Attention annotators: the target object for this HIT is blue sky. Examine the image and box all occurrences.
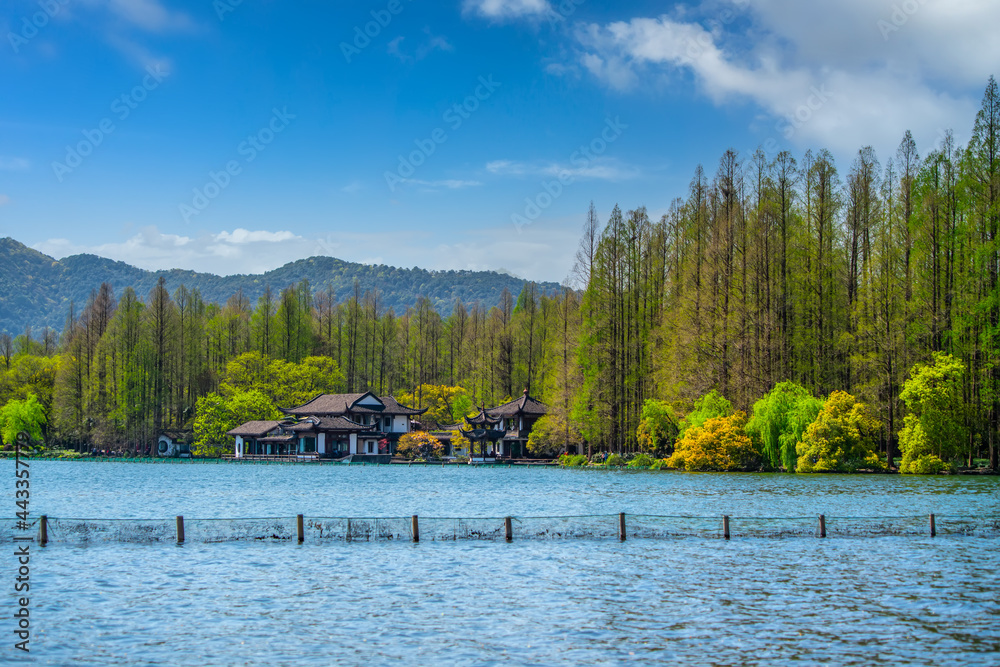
[0,0,996,284]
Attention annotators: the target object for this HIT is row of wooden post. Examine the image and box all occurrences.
[35,512,941,545]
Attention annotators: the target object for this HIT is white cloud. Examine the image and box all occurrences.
[572,3,994,158]
[387,30,454,64]
[35,227,319,276]
[65,0,194,70]
[745,0,1000,88]
[213,229,297,245]
[0,157,30,171]
[341,181,363,194]
[486,158,638,181]
[387,36,408,63]
[33,222,580,284]
[0,194,10,206]
[463,0,552,20]
[78,0,194,33]
[425,222,579,283]
[398,178,483,190]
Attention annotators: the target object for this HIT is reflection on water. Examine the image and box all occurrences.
[6,462,999,666]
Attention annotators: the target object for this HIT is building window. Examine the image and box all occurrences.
[303,437,316,453]
[367,441,374,454]
[384,417,391,430]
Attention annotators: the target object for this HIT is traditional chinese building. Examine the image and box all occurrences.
[228,392,426,459]
[461,389,547,459]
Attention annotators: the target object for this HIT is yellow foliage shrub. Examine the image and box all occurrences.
[666,412,761,471]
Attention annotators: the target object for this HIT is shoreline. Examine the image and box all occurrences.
[2,454,996,474]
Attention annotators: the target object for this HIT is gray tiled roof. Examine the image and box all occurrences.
[283,393,427,417]
[485,391,547,418]
[226,420,281,437]
[316,416,378,432]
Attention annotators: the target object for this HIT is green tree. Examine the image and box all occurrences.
[527,414,583,457]
[299,356,346,395]
[898,352,967,473]
[679,390,732,437]
[635,399,679,457]
[0,393,46,445]
[745,381,822,471]
[193,388,281,455]
[220,352,344,409]
[797,391,883,472]
[398,384,472,427]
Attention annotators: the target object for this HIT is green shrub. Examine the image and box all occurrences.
[796,392,883,473]
[650,458,669,470]
[627,453,655,468]
[557,454,588,467]
[606,453,626,467]
[55,450,85,459]
[191,443,227,458]
[900,453,952,475]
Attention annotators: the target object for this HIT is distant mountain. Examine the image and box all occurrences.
[0,238,562,335]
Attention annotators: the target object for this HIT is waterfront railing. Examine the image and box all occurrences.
[12,512,1000,545]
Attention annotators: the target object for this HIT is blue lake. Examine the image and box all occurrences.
[4,461,999,665]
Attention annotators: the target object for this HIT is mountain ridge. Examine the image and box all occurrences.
[0,237,562,335]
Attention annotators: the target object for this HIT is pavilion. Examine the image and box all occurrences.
[460,389,547,459]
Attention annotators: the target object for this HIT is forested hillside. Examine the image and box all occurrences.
[2,77,997,471]
[0,238,559,335]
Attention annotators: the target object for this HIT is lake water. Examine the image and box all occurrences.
[5,461,1000,665]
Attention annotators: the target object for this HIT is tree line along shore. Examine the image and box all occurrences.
[1,76,999,474]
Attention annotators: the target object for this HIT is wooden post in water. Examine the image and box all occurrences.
[176,516,185,544]
[929,513,936,538]
[412,515,420,543]
[504,516,513,542]
[39,515,48,547]
[818,514,826,538]
[618,512,627,541]
[723,515,730,540]
[296,514,304,543]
